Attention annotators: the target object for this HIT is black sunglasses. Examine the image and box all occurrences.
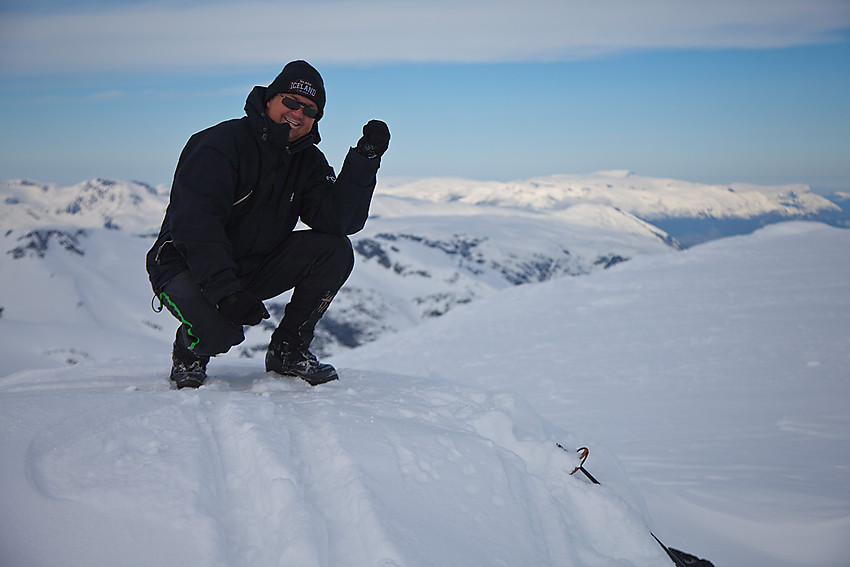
[280,95,319,118]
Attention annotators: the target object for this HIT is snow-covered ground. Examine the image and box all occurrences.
[334,221,850,567]
[2,221,848,566]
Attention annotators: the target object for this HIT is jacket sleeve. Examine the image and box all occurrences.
[167,130,244,305]
[299,148,380,235]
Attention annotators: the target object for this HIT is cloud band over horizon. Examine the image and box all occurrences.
[2,0,849,74]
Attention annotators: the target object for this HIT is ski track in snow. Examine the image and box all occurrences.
[2,364,671,567]
[17,370,407,567]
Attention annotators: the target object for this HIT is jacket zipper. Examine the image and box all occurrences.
[233,190,253,206]
[154,239,172,264]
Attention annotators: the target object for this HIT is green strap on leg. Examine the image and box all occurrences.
[158,291,201,351]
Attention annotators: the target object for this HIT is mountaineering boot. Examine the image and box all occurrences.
[170,334,209,389]
[265,340,339,386]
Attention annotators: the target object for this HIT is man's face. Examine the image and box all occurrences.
[265,93,318,142]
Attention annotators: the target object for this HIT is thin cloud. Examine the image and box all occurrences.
[84,89,125,101]
[1,0,848,74]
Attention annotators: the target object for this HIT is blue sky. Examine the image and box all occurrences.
[1,0,849,193]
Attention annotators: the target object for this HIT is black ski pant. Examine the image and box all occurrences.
[159,231,354,358]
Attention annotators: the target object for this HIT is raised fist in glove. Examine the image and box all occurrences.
[354,120,390,159]
[218,290,270,326]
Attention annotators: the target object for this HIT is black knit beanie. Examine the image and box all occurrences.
[265,60,326,120]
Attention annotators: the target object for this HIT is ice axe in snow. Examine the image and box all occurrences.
[565,445,599,484]
[556,444,715,567]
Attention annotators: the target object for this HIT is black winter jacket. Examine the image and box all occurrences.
[147,86,380,305]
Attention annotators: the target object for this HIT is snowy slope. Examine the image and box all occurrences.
[332,221,850,567]
[0,227,168,374]
[316,198,674,352]
[1,361,671,566]
[1,221,847,567]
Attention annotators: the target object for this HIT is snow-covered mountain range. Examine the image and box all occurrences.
[1,173,846,367]
[380,171,836,217]
[1,177,167,232]
[4,172,845,234]
[378,171,848,246]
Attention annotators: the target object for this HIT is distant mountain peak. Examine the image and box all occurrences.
[1,178,169,232]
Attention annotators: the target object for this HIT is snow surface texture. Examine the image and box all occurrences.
[1,221,848,566]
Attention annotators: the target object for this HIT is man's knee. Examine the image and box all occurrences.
[313,232,354,266]
[291,232,354,282]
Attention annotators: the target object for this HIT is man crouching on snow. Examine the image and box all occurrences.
[146,60,390,389]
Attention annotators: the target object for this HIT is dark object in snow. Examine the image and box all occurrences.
[558,444,716,567]
[659,536,716,567]
[9,229,86,259]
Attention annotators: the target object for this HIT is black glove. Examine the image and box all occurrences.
[218,290,270,326]
[354,120,390,159]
